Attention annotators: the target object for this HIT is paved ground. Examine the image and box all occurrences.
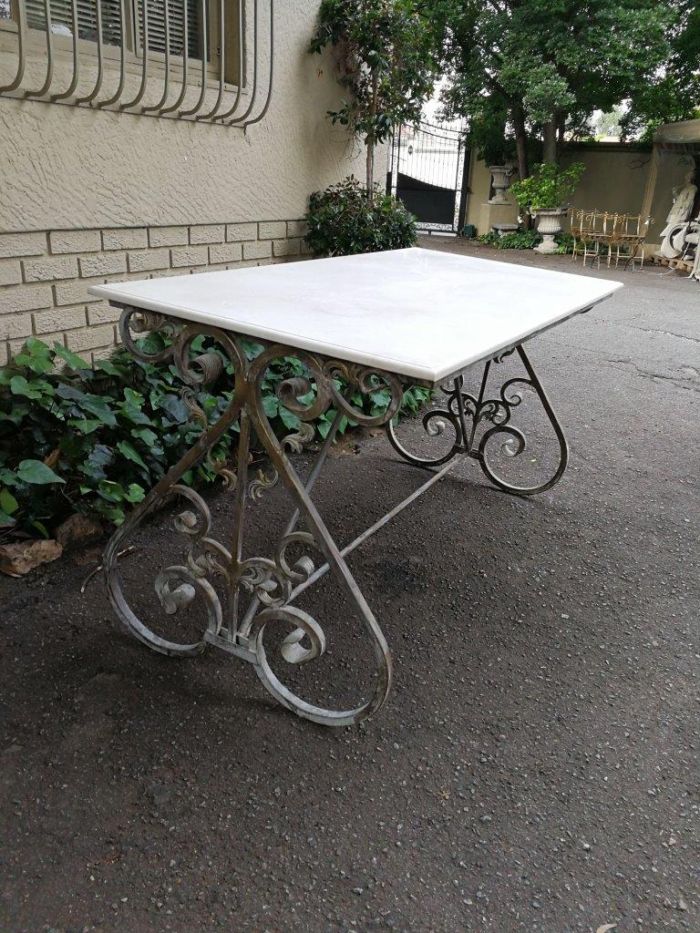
[1,240,698,932]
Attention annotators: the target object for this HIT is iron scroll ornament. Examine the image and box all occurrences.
[105,309,403,726]
[387,345,569,496]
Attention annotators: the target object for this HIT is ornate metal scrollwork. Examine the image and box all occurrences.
[388,345,568,496]
[105,314,394,726]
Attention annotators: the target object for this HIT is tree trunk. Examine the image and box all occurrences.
[512,106,529,180]
[542,118,558,164]
[366,70,379,198]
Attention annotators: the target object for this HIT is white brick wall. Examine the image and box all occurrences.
[0,220,308,364]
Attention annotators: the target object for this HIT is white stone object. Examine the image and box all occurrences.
[658,170,698,259]
[533,208,568,254]
[488,165,514,205]
[89,248,622,385]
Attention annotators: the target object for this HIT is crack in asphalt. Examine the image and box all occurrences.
[603,359,700,391]
[627,325,700,345]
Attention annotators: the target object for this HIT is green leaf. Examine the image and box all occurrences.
[68,418,104,435]
[95,359,122,376]
[0,488,19,514]
[80,444,114,481]
[131,426,159,447]
[262,395,279,418]
[96,480,126,503]
[159,394,189,424]
[0,468,18,486]
[13,338,54,374]
[278,406,301,431]
[10,375,44,399]
[16,459,65,485]
[53,343,90,370]
[81,396,118,427]
[117,440,148,471]
[0,510,16,528]
[124,483,146,503]
[55,383,117,426]
[31,520,50,539]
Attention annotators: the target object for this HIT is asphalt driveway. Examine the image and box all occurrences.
[0,239,697,932]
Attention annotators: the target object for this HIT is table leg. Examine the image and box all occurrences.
[388,344,569,495]
[104,309,404,726]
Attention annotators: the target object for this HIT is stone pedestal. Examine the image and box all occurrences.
[476,201,519,235]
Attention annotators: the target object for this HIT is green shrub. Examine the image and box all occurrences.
[0,337,431,539]
[477,229,542,250]
[305,176,417,258]
[555,233,575,254]
[510,162,585,213]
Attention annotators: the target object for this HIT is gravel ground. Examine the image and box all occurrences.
[0,239,698,932]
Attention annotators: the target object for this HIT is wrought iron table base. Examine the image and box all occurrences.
[105,309,569,727]
[387,344,568,496]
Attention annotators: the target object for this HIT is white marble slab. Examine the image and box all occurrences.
[89,248,623,384]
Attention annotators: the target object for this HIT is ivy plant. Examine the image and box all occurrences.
[0,337,431,539]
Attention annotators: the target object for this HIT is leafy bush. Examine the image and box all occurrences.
[555,233,575,254]
[0,337,431,538]
[477,229,542,250]
[305,177,417,258]
[509,162,585,213]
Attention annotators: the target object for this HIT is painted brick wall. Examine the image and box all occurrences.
[0,220,309,366]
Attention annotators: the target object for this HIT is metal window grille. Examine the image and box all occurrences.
[135,0,200,58]
[24,0,123,45]
[0,0,274,126]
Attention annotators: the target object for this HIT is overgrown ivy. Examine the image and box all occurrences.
[0,337,431,539]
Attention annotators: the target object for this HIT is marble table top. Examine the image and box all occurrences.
[89,248,623,384]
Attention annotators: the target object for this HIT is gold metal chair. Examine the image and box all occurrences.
[609,214,652,270]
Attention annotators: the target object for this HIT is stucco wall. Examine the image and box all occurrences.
[0,1,366,361]
[0,2,363,231]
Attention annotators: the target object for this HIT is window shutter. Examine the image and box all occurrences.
[24,0,124,47]
[134,0,202,59]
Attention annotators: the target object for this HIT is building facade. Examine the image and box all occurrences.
[0,0,363,365]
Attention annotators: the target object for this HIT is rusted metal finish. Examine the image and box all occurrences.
[105,308,401,726]
[387,344,569,496]
[105,309,569,727]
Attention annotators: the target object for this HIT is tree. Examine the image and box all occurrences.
[310,0,440,193]
[435,0,677,177]
[621,0,700,139]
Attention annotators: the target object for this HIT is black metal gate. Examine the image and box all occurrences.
[387,121,470,233]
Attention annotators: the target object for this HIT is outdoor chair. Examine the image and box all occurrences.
[571,210,651,270]
[609,213,652,270]
[571,209,613,267]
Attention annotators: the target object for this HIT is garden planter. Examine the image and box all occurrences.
[533,208,567,254]
[488,165,513,205]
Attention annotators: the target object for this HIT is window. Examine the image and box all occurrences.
[22,0,124,47]
[0,0,273,127]
[2,0,240,81]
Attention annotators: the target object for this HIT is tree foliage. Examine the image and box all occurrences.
[434,0,684,174]
[310,0,440,191]
[621,0,700,140]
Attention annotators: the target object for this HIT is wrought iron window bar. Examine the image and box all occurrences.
[0,0,273,127]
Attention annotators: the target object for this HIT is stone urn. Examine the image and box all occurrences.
[488,165,513,205]
[533,208,567,254]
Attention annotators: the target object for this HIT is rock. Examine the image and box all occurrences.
[55,513,103,549]
[0,539,62,576]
